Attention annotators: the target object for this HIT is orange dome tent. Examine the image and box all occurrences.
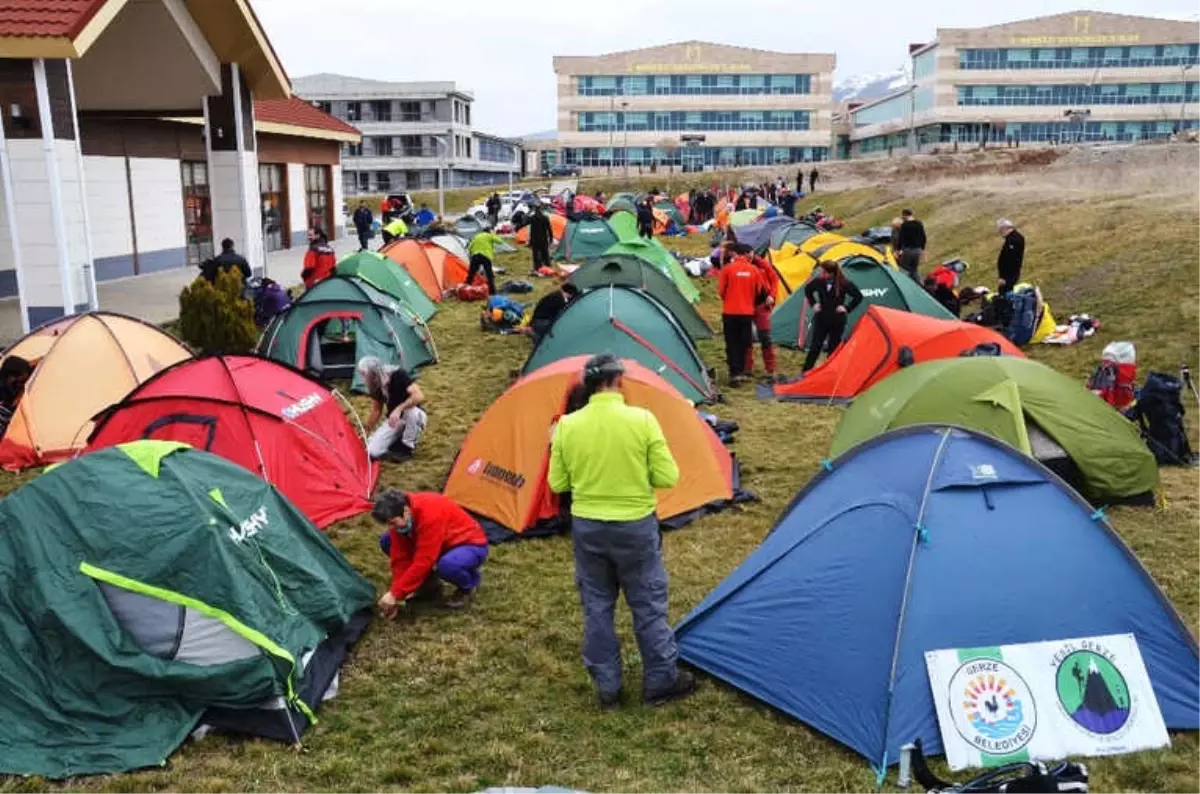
[444,356,746,542]
[0,312,192,470]
[771,306,1024,404]
[514,212,568,245]
[380,239,480,299]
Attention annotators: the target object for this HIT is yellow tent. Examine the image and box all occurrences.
[768,239,895,301]
[0,312,192,470]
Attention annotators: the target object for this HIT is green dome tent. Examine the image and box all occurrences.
[523,285,716,404]
[769,220,822,251]
[606,196,639,216]
[0,441,374,777]
[603,239,699,304]
[555,217,619,261]
[655,199,685,227]
[770,255,953,349]
[607,208,641,240]
[258,276,436,391]
[831,356,1159,503]
[572,255,711,340]
[335,250,437,321]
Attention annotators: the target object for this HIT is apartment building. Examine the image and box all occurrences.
[552,42,836,172]
[849,11,1200,157]
[292,74,522,194]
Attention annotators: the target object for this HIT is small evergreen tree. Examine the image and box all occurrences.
[177,268,258,355]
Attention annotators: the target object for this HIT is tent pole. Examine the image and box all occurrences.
[876,428,952,776]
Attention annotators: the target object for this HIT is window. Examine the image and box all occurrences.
[305,165,330,236]
[259,164,286,252]
[346,101,361,122]
[399,135,428,157]
[959,45,1200,70]
[371,101,392,122]
[464,104,470,125]
[345,142,363,157]
[399,101,421,122]
[316,101,332,115]
[180,161,212,268]
[479,139,515,163]
[372,137,394,156]
[955,82,1198,106]
[375,171,391,192]
[577,109,812,132]
[576,73,813,96]
[913,49,937,79]
[357,172,370,192]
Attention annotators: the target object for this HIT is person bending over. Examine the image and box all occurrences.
[358,356,427,462]
[373,489,489,616]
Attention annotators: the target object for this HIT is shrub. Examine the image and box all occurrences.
[177,269,258,355]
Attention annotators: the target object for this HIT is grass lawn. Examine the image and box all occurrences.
[4,179,1197,793]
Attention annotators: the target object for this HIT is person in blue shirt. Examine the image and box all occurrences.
[413,203,436,227]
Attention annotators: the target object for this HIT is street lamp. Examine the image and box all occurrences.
[1180,63,1194,130]
[621,100,630,180]
[432,135,449,218]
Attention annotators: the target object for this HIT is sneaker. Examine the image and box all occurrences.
[382,444,413,463]
[445,588,476,610]
[597,690,624,712]
[643,670,696,707]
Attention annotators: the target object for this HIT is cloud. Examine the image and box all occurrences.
[253,0,1200,137]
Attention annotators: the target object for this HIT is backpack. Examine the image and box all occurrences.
[1128,371,1195,465]
[1088,341,1136,409]
[1004,289,1039,346]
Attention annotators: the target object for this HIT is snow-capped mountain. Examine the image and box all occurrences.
[834,70,908,104]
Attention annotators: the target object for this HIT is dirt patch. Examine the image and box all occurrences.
[1052,259,1125,305]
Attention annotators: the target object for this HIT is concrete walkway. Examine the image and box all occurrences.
[0,237,359,346]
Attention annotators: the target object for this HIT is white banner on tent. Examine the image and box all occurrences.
[925,633,1168,771]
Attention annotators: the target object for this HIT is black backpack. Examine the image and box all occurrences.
[1128,372,1195,465]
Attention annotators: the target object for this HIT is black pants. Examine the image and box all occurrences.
[638,223,653,239]
[356,228,370,250]
[899,248,922,282]
[466,253,496,295]
[803,312,847,371]
[531,241,551,271]
[722,314,754,379]
[531,318,552,344]
[381,230,397,247]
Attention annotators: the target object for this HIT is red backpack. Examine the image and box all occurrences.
[1088,341,1136,409]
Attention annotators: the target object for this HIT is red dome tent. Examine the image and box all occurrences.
[87,356,376,528]
[771,306,1024,403]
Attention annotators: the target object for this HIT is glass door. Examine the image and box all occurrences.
[181,162,213,268]
[259,163,287,252]
[304,165,331,237]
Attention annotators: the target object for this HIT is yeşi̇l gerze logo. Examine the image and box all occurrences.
[948,659,1037,755]
[1056,649,1131,736]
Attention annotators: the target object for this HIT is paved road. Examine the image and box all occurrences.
[0,237,359,346]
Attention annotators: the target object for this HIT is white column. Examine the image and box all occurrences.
[205,63,264,277]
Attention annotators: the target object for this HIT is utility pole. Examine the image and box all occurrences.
[608,93,615,175]
[433,134,448,218]
[621,99,630,181]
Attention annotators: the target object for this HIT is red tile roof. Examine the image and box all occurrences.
[0,0,107,38]
[254,97,360,138]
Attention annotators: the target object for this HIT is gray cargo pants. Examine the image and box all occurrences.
[572,513,679,696]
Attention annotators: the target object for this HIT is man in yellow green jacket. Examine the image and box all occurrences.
[465,230,504,295]
[548,353,696,710]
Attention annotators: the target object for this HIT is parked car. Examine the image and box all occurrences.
[543,164,582,177]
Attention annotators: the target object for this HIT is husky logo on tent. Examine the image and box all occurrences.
[972,464,999,481]
[228,506,269,545]
[949,659,1037,755]
[281,392,324,420]
[861,288,889,298]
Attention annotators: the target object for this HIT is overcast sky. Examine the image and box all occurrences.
[255,0,1198,138]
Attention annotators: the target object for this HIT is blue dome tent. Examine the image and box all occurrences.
[675,425,1198,772]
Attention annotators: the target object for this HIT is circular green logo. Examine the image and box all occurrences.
[1056,650,1130,735]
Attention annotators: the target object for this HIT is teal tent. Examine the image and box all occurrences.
[606,197,639,216]
[335,250,437,321]
[523,285,716,404]
[655,199,685,228]
[556,217,620,261]
[258,276,436,390]
[602,238,699,304]
[770,256,953,349]
[0,441,374,777]
[572,255,712,340]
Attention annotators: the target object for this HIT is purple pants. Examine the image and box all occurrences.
[379,534,488,592]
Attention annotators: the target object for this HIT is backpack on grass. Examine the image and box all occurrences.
[1127,371,1195,465]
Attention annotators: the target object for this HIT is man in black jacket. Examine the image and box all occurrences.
[996,219,1025,293]
[895,208,927,282]
[352,202,374,251]
[636,199,655,239]
[529,205,553,275]
[530,283,579,343]
[201,238,252,285]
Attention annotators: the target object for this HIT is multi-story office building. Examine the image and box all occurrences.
[292,74,522,194]
[850,11,1200,157]
[553,42,836,171]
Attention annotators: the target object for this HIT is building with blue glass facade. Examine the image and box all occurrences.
[848,11,1199,158]
[553,42,835,172]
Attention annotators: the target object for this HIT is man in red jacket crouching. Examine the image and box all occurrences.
[373,489,489,616]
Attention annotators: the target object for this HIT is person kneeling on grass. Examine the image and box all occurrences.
[373,489,489,616]
[358,356,427,462]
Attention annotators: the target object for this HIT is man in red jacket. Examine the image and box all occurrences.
[717,243,765,386]
[300,228,336,289]
[373,489,489,615]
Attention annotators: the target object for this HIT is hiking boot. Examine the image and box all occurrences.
[597,690,624,712]
[445,588,476,610]
[412,578,444,603]
[643,670,696,707]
